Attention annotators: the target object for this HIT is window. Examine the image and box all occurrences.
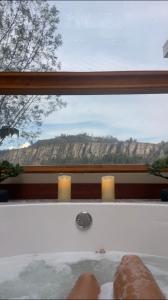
[56,1,168,71]
[0,89,168,167]
[1,1,168,72]
[0,1,168,173]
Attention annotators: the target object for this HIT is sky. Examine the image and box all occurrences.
[40,94,168,143]
[2,1,168,149]
[55,1,168,71]
[40,1,168,145]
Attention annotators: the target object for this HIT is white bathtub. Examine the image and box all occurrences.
[0,202,168,258]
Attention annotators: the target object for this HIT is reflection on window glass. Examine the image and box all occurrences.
[0,0,62,71]
[0,0,168,72]
[0,95,168,165]
[56,0,168,71]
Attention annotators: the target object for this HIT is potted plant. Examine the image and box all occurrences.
[0,160,23,202]
[148,156,168,201]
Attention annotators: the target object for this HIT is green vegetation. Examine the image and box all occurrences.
[43,155,144,165]
[148,157,168,180]
[34,133,119,146]
[0,161,23,183]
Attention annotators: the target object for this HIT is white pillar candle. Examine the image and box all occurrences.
[58,175,71,202]
[101,176,115,201]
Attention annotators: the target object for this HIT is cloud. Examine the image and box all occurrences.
[56,0,168,71]
[19,142,30,149]
[57,1,168,30]
[52,0,168,144]
[40,94,168,143]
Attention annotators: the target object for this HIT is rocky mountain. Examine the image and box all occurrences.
[0,134,168,165]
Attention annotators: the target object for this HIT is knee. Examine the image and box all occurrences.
[78,272,97,281]
[67,272,100,300]
[78,272,100,290]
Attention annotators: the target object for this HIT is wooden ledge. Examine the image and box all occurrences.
[23,164,151,173]
[1,71,168,95]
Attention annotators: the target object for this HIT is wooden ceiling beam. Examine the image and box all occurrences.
[1,71,168,95]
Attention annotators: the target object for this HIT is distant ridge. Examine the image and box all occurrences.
[0,134,167,165]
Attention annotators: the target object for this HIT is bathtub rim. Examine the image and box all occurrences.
[0,201,166,208]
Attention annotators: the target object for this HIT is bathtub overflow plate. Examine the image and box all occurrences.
[75,212,92,231]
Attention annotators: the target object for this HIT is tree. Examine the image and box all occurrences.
[148,156,168,180]
[0,0,65,146]
[0,160,23,182]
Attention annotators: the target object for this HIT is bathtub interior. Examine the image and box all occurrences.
[0,203,168,299]
[0,251,168,299]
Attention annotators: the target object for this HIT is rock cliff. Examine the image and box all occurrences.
[0,135,167,165]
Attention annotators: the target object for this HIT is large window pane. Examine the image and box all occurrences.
[0,94,167,165]
[56,0,168,71]
[1,0,168,72]
[0,1,62,72]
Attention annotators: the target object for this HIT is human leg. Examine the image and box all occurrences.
[113,255,165,300]
[67,272,100,300]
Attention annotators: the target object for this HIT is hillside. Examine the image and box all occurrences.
[0,134,167,165]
